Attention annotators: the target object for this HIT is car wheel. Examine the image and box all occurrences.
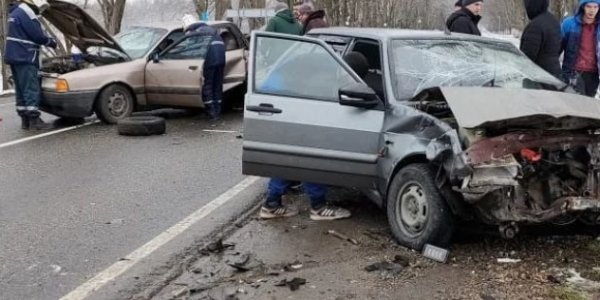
[386,163,454,250]
[117,116,166,136]
[95,84,134,124]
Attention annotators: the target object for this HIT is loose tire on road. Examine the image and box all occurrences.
[117,116,166,136]
[95,84,134,124]
[387,163,454,250]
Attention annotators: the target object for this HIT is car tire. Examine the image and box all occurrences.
[386,163,454,251]
[117,116,166,136]
[95,84,134,124]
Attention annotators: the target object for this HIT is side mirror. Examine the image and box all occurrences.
[339,83,380,109]
[152,52,160,63]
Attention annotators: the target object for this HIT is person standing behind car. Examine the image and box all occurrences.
[297,4,328,35]
[182,14,226,120]
[5,0,57,130]
[520,0,562,79]
[265,2,302,35]
[561,0,600,97]
[446,0,483,36]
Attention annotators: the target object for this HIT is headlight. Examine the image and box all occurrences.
[55,79,69,93]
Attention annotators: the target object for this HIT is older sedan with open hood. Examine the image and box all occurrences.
[39,0,247,123]
[242,28,600,250]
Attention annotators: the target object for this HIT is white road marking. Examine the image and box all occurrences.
[60,176,261,300]
[0,102,15,107]
[202,129,238,133]
[0,121,98,149]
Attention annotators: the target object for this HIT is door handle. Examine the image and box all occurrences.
[188,66,199,71]
[246,103,282,114]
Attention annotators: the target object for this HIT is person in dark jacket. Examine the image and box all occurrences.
[182,15,226,120]
[520,0,562,79]
[446,0,483,36]
[454,0,462,11]
[265,2,302,35]
[5,0,57,130]
[297,4,328,35]
[561,0,600,96]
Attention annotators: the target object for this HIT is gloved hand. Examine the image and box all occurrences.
[46,38,57,49]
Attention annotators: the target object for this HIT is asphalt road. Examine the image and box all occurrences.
[0,95,247,299]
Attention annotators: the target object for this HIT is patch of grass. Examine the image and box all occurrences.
[586,240,600,253]
[549,287,590,300]
[582,268,600,282]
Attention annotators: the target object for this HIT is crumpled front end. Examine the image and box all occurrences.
[452,132,600,227]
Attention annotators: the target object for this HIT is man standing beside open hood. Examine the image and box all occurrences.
[561,0,600,96]
[4,0,57,130]
[520,0,562,79]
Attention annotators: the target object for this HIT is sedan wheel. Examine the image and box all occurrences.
[94,84,134,124]
[387,163,454,250]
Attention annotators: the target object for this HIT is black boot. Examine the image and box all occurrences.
[28,116,53,130]
[20,116,29,130]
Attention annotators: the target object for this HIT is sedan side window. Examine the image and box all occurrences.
[254,36,357,102]
[161,34,212,60]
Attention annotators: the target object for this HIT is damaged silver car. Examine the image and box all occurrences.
[242,28,600,250]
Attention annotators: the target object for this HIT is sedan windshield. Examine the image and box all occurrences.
[390,39,566,100]
[114,27,168,59]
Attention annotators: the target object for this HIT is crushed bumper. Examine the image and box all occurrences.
[41,90,96,118]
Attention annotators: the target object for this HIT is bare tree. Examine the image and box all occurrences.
[0,0,11,90]
[97,0,126,35]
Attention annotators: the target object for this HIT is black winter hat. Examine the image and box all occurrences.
[462,0,483,6]
[455,0,462,7]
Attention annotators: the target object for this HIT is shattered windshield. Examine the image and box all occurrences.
[390,39,565,100]
[114,27,168,59]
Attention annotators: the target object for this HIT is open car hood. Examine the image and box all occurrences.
[440,87,600,130]
[43,0,127,57]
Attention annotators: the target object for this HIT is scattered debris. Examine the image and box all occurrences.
[480,293,496,300]
[172,286,188,298]
[105,218,124,225]
[274,278,307,291]
[393,255,410,267]
[50,264,62,274]
[497,258,522,263]
[547,274,562,284]
[422,244,449,263]
[364,261,405,276]
[227,253,264,272]
[326,230,359,245]
[201,239,235,255]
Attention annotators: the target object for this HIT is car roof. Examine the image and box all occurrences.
[123,21,234,32]
[309,27,514,45]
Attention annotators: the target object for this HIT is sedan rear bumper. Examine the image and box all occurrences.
[41,91,96,118]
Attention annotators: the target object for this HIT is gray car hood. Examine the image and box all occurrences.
[43,0,127,56]
[440,87,600,129]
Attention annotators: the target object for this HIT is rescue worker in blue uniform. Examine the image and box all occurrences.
[182,14,226,120]
[5,0,57,130]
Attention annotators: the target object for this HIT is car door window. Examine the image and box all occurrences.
[254,36,358,102]
[161,34,212,60]
[350,40,385,100]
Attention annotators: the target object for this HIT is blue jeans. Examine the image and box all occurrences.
[202,65,224,119]
[10,64,41,118]
[266,178,327,210]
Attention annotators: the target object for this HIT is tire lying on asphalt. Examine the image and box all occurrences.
[117,116,166,136]
[387,163,454,250]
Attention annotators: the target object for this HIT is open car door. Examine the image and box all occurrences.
[242,32,385,188]
[145,32,211,107]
